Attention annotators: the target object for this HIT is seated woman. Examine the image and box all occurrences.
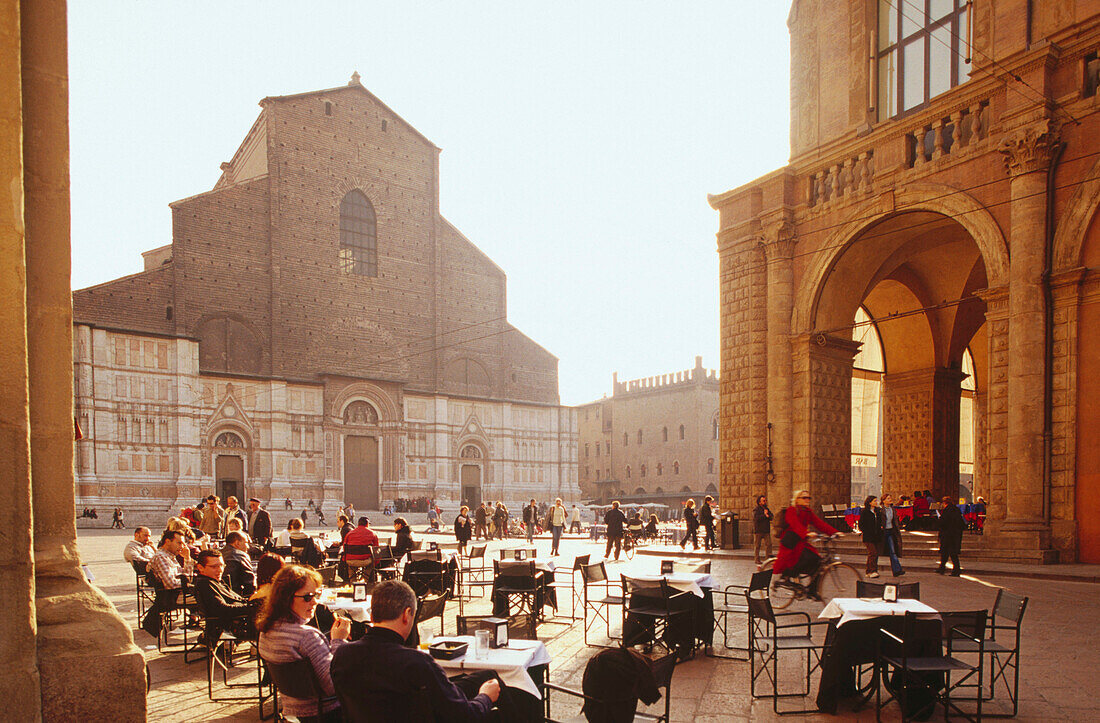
[643,514,659,539]
[250,553,286,604]
[276,517,310,547]
[626,512,644,540]
[257,565,351,723]
[391,517,415,561]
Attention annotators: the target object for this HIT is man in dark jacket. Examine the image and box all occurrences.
[474,503,488,540]
[752,495,773,565]
[604,501,627,561]
[937,496,966,576]
[330,580,499,721]
[700,495,717,551]
[247,498,273,548]
[222,531,256,597]
[522,499,539,543]
[192,549,255,639]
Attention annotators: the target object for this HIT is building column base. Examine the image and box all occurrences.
[35,559,146,720]
[984,518,1060,564]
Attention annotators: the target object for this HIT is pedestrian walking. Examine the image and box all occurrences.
[752,495,773,565]
[454,506,473,554]
[937,496,965,575]
[569,504,582,534]
[522,499,538,543]
[548,498,567,556]
[700,495,717,550]
[880,493,906,577]
[679,499,700,551]
[474,502,488,540]
[859,495,882,578]
[603,501,627,561]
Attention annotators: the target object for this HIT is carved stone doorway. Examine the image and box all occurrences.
[215,455,244,505]
[344,435,379,509]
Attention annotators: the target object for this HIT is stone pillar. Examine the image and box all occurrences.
[20,0,147,717]
[977,286,1009,527]
[762,217,796,509]
[717,227,769,517]
[882,368,965,502]
[0,1,43,712]
[792,334,860,505]
[998,122,1055,533]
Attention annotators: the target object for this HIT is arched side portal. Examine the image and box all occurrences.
[797,201,998,507]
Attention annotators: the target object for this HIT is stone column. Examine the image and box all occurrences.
[717,225,769,517]
[0,1,43,712]
[976,286,1009,527]
[791,334,860,503]
[882,368,965,501]
[762,217,796,508]
[20,0,146,717]
[998,122,1055,532]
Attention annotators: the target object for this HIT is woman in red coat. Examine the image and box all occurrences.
[772,490,838,599]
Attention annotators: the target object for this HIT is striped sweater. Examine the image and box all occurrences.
[258,615,345,717]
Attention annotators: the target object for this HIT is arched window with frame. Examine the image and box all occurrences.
[662,427,668,442]
[679,424,685,440]
[339,190,377,277]
[707,458,715,474]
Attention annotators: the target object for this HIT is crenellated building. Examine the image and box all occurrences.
[577,357,719,507]
[72,76,579,517]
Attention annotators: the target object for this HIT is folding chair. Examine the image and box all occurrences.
[580,562,623,647]
[458,613,536,641]
[673,560,711,574]
[747,587,829,715]
[404,557,447,598]
[414,591,448,640]
[545,649,677,723]
[711,569,771,660]
[132,560,154,620]
[264,656,324,722]
[372,545,399,581]
[876,610,985,723]
[621,576,695,658]
[147,575,205,662]
[494,560,544,628]
[193,600,270,716]
[856,581,921,600]
[547,554,590,621]
[951,589,1028,717]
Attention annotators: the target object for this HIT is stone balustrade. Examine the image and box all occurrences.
[908,99,990,168]
[808,150,875,209]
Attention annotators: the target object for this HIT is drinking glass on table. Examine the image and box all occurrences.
[474,629,491,660]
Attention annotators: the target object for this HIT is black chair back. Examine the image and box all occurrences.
[745,589,777,626]
[494,559,537,579]
[747,569,772,598]
[581,562,609,585]
[410,549,442,562]
[992,588,1028,626]
[572,554,591,572]
[467,544,487,561]
[265,656,323,705]
[343,544,373,559]
[939,609,988,645]
[856,580,921,600]
[673,560,711,574]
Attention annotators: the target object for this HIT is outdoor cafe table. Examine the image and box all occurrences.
[492,558,558,617]
[815,597,940,714]
[318,588,372,623]
[428,636,550,700]
[619,569,716,653]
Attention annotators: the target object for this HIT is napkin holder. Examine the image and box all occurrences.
[882,584,898,603]
[660,560,674,575]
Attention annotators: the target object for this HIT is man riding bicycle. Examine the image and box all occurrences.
[771,489,840,600]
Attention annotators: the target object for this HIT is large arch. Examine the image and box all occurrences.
[793,183,1009,334]
[1053,153,1100,270]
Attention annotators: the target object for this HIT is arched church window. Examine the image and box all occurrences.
[339,190,377,276]
[343,401,379,425]
[460,445,482,459]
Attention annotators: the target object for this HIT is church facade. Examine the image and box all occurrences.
[73,76,579,516]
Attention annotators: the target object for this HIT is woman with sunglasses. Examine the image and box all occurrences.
[256,564,351,723]
[770,490,838,600]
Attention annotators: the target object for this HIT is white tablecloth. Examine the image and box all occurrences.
[619,571,716,598]
[819,597,938,627]
[428,636,550,699]
[319,591,372,622]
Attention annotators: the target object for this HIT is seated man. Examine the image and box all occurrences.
[330,580,499,722]
[222,531,257,597]
[141,529,194,636]
[342,516,380,554]
[192,549,255,640]
[124,526,156,569]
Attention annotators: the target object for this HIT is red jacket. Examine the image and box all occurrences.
[343,525,379,560]
[772,506,837,576]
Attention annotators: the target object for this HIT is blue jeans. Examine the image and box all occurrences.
[551,525,563,553]
[884,532,904,575]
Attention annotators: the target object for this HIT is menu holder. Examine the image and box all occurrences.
[660,560,674,575]
[429,541,439,551]
[353,582,368,602]
[883,584,898,603]
[483,616,509,648]
[514,549,528,561]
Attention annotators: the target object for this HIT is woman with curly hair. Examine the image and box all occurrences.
[256,564,350,723]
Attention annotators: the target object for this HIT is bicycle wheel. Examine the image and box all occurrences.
[624,536,635,560]
[819,562,861,601]
[757,559,797,609]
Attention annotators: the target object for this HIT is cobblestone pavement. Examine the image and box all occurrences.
[79,526,1097,721]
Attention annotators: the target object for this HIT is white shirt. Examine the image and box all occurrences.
[124,540,156,564]
[570,507,581,523]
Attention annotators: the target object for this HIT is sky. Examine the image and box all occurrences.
[68,1,793,407]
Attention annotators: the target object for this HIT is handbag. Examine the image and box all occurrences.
[780,529,801,548]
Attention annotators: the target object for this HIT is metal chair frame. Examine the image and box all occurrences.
[711,569,772,660]
[544,650,676,723]
[621,576,695,658]
[747,588,830,715]
[951,589,1027,717]
[580,562,623,647]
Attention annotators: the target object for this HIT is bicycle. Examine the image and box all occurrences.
[758,534,861,609]
[622,529,644,560]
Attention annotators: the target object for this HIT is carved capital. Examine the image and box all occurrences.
[999,120,1058,176]
[759,215,797,260]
